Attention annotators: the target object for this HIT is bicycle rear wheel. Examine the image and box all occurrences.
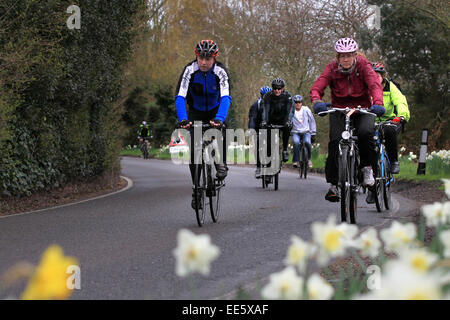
[338,146,350,223]
[383,157,393,210]
[194,164,206,227]
[207,164,221,223]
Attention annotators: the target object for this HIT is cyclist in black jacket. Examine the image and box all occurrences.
[261,78,294,163]
[249,86,272,178]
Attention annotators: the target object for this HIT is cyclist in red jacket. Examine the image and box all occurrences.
[310,37,385,202]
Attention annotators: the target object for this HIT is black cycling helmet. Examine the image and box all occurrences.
[293,95,303,103]
[371,62,386,74]
[195,40,219,58]
[271,78,285,89]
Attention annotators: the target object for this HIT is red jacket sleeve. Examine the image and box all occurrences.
[310,63,332,103]
[360,58,384,106]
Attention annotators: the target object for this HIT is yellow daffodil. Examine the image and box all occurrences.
[21,245,78,300]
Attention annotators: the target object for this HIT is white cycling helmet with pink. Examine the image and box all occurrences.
[334,37,358,53]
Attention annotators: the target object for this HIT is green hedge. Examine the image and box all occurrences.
[0,0,146,196]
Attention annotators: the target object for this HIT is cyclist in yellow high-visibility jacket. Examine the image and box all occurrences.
[366,62,411,204]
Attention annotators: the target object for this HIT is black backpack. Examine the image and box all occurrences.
[388,78,403,94]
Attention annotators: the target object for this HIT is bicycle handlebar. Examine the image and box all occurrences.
[175,122,226,130]
[318,106,376,117]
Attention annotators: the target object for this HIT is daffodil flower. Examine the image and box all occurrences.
[172,229,220,277]
[380,221,417,254]
[440,230,450,258]
[21,245,78,300]
[312,216,358,266]
[284,235,316,273]
[421,202,450,227]
[353,227,381,258]
[306,273,334,300]
[261,266,303,300]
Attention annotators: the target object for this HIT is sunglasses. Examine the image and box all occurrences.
[273,87,283,90]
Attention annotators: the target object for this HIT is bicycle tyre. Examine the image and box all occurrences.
[274,173,279,190]
[338,146,350,223]
[194,164,206,227]
[374,160,383,213]
[301,145,308,179]
[208,164,220,223]
[349,153,358,224]
[383,157,393,210]
[144,145,149,159]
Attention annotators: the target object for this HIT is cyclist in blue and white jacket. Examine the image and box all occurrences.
[289,95,316,169]
[175,40,232,209]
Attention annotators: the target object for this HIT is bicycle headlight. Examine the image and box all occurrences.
[341,131,351,140]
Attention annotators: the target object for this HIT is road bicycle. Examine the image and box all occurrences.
[373,120,396,212]
[176,122,226,227]
[139,137,150,159]
[319,106,376,224]
[260,124,286,190]
[294,132,309,179]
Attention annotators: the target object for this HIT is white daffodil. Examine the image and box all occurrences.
[311,216,358,266]
[440,230,450,258]
[382,262,443,299]
[353,228,382,258]
[421,202,450,227]
[172,229,220,277]
[261,266,304,300]
[284,236,316,273]
[356,262,443,300]
[396,248,439,274]
[442,179,450,199]
[380,221,417,254]
[306,273,334,300]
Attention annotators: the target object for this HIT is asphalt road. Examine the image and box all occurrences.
[0,156,418,299]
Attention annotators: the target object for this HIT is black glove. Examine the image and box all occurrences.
[176,120,191,128]
[311,135,316,144]
[210,118,224,128]
[285,120,292,129]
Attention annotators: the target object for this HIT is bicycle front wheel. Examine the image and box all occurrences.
[374,160,384,213]
[301,145,308,179]
[194,164,206,227]
[383,157,393,210]
[349,153,358,224]
[274,173,279,190]
[338,146,350,223]
[207,164,221,223]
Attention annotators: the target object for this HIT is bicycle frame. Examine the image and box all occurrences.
[375,122,395,188]
[260,124,286,190]
[318,106,376,223]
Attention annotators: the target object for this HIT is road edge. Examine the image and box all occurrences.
[0,175,133,219]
